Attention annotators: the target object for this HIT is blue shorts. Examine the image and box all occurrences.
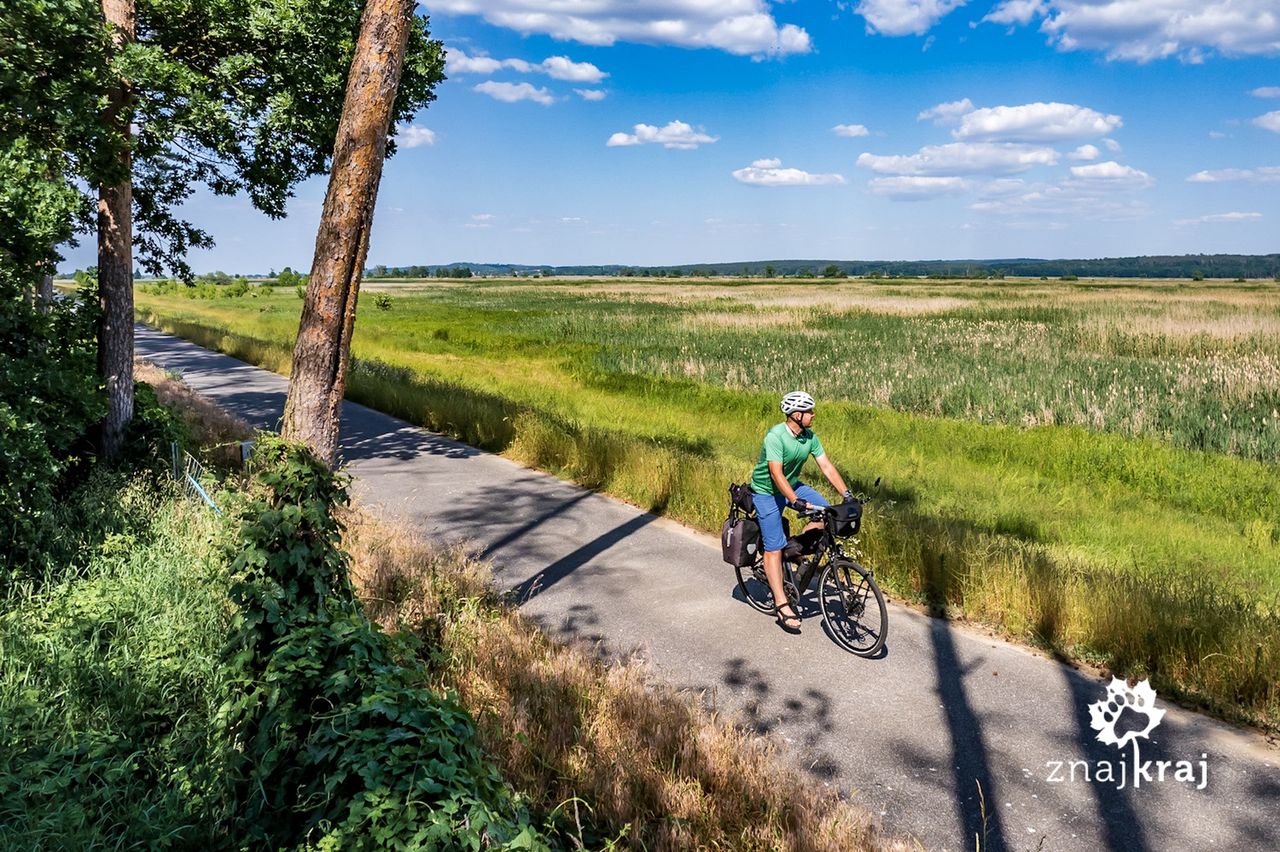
[752,483,828,552]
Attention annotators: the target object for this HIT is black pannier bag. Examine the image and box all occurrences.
[827,499,863,537]
[721,482,762,567]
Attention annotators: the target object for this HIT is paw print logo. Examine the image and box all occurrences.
[1088,678,1166,750]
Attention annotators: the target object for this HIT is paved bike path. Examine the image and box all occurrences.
[137,325,1278,852]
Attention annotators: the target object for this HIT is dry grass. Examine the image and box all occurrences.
[343,509,910,852]
[135,358,254,461]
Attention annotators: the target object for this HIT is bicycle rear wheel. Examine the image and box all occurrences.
[735,557,776,613]
[819,558,888,656]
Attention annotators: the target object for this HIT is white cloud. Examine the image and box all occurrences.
[833,123,871,137]
[984,1,1280,62]
[607,120,718,149]
[732,158,846,186]
[540,56,608,83]
[970,183,1149,219]
[448,48,607,83]
[954,102,1122,142]
[983,0,1048,25]
[1067,143,1100,160]
[1209,130,1229,139]
[1186,166,1280,182]
[431,1,811,57]
[1068,161,1154,187]
[1252,86,1280,97]
[574,88,608,101]
[465,213,494,229]
[867,175,972,198]
[447,48,505,75]
[856,142,1059,175]
[1175,211,1264,225]
[474,81,556,105]
[397,125,437,148]
[1254,110,1280,133]
[918,98,975,126]
[1102,137,1122,152]
[854,0,968,37]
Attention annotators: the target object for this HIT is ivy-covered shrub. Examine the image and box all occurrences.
[222,437,550,850]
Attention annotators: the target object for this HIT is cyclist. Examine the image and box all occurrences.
[751,390,853,633]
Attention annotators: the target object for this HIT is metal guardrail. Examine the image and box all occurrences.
[171,442,222,515]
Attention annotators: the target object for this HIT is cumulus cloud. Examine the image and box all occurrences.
[868,176,971,198]
[1186,166,1280,182]
[953,102,1122,142]
[575,88,608,101]
[1067,143,1100,160]
[854,0,968,37]
[431,1,811,57]
[1175,211,1264,225]
[918,98,975,126]
[983,0,1048,26]
[857,142,1059,175]
[732,158,846,186]
[448,48,608,83]
[1252,86,1280,97]
[474,81,556,105]
[833,123,871,137]
[1067,161,1154,187]
[980,1,1280,62]
[607,120,718,149]
[970,183,1148,219]
[1254,111,1280,133]
[397,125,437,148]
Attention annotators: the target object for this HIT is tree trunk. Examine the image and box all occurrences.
[97,0,135,460]
[36,272,53,312]
[281,0,416,466]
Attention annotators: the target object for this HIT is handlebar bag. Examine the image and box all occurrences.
[721,515,762,567]
[827,500,863,537]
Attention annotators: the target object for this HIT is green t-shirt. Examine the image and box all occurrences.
[750,422,825,495]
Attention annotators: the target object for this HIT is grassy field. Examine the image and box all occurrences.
[134,276,1280,730]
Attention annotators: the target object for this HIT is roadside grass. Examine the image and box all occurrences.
[344,506,908,851]
[0,477,234,847]
[135,281,1280,731]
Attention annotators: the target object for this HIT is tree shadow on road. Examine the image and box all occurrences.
[929,617,1010,852]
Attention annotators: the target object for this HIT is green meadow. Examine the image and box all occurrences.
[135,276,1280,730]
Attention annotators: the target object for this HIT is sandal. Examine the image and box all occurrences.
[774,603,802,634]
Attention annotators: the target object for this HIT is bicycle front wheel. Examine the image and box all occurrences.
[819,558,888,657]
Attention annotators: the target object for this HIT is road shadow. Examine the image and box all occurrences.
[509,512,659,603]
[720,657,844,781]
[929,617,1010,852]
[338,415,481,463]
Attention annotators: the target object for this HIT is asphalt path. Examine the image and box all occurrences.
[137,324,1278,852]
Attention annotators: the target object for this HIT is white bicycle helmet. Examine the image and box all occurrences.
[780,390,815,414]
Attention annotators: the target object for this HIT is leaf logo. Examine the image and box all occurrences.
[1088,678,1166,750]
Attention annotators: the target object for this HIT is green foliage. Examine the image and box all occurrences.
[0,480,235,848]
[373,292,393,311]
[0,281,104,578]
[222,437,550,849]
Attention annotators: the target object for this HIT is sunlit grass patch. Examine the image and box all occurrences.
[135,278,1280,731]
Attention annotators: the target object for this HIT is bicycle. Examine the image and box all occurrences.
[735,494,888,657]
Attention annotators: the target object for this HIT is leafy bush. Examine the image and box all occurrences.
[0,279,104,579]
[373,292,392,311]
[222,437,549,849]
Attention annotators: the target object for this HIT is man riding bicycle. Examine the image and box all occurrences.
[751,390,853,634]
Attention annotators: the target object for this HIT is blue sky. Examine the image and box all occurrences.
[68,1,1280,271]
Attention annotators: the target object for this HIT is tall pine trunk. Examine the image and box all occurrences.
[96,0,135,460]
[281,0,416,466]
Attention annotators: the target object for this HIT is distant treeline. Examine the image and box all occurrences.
[361,254,1280,280]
